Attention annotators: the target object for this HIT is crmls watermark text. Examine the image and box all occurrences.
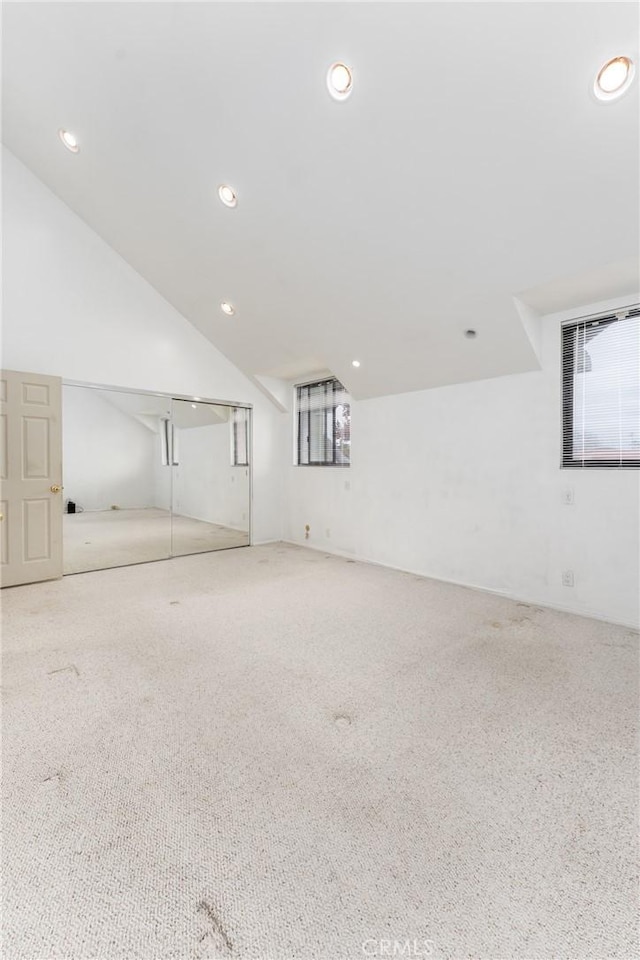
[362,939,435,957]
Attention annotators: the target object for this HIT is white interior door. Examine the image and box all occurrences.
[0,370,63,587]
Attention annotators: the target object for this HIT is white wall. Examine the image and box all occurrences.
[1,148,284,544]
[4,149,637,627]
[62,386,158,511]
[284,298,640,628]
[172,422,250,530]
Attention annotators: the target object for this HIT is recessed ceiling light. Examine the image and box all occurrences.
[218,184,237,208]
[220,301,235,316]
[464,329,477,339]
[351,360,361,368]
[327,62,353,100]
[191,403,197,409]
[58,129,79,153]
[594,56,635,101]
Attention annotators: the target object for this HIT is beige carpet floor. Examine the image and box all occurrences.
[63,508,249,574]
[1,543,638,960]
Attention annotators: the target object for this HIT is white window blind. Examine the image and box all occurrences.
[562,306,640,467]
[296,378,351,466]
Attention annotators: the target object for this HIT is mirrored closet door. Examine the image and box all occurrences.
[170,399,250,556]
[62,384,250,574]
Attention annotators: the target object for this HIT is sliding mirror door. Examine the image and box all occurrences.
[62,386,172,573]
[170,400,250,556]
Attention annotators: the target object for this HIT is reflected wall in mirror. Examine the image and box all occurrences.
[62,385,173,573]
[170,400,250,556]
[62,384,251,574]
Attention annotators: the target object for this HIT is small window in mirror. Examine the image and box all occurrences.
[232,408,249,466]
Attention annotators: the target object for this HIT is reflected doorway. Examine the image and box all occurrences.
[62,384,251,574]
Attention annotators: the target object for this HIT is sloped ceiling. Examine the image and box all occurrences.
[82,387,230,430]
[2,2,639,399]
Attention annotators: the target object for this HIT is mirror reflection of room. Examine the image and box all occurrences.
[170,399,250,557]
[62,385,250,574]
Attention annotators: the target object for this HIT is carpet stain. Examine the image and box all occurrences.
[42,767,70,798]
[43,770,63,783]
[47,664,80,677]
[490,621,503,629]
[333,712,352,728]
[197,900,233,954]
[517,602,544,616]
[169,601,180,605]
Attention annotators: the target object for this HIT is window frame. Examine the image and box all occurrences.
[561,306,640,469]
[295,377,351,467]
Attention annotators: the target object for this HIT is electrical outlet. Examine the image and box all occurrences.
[562,570,574,587]
[344,480,351,491]
[562,488,575,505]
[325,528,331,538]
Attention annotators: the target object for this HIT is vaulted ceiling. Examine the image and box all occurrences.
[3,2,639,399]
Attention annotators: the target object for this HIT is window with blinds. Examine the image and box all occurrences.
[232,407,249,466]
[296,378,351,466]
[562,306,640,468]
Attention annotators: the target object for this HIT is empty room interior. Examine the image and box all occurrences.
[1,3,639,960]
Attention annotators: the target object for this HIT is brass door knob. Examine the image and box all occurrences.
[0,513,3,521]
[50,484,62,494]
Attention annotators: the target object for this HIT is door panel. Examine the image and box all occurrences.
[1,370,63,587]
[0,413,7,478]
[23,417,51,477]
[23,499,51,561]
[22,381,51,405]
[0,499,8,564]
